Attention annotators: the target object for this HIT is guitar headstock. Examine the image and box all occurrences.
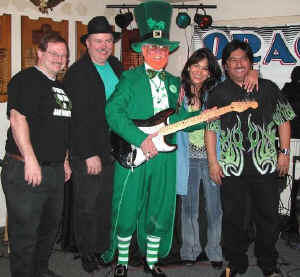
[230,101,258,112]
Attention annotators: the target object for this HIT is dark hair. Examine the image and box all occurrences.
[38,32,69,58]
[222,39,254,67]
[181,48,222,105]
[291,66,300,83]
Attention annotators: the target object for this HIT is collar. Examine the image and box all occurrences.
[34,66,56,81]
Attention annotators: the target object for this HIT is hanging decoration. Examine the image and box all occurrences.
[29,0,65,14]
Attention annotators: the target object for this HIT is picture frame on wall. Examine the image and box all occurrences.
[21,16,68,81]
[76,21,87,60]
[0,14,11,103]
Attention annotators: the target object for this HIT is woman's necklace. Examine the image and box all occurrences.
[191,86,201,110]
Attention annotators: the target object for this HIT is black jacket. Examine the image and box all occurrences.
[63,53,123,164]
[281,81,300,139]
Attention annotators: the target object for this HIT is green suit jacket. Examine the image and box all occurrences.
[105,64,201,146]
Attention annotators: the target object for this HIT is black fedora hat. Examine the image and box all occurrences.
[80,16,121,46]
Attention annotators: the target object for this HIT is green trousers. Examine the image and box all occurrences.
[102,151,177,263]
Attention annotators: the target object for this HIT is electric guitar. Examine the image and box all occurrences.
[110,101,258,169]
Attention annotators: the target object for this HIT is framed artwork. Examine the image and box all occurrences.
[76,21,87,60]
[76,21,116,61]
[0,14,11,103]
[21,16,68,81]
[121,29,143,70]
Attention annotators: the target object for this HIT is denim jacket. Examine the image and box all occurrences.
[176,95,220,195]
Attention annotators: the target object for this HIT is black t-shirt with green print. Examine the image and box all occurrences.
[5,67,71,162]
[206,78,295,176]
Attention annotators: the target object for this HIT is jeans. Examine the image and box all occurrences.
[70,156,114,257]
[180,158,223,261]
[1,155,65,277]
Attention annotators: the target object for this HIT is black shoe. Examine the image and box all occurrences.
[219,267,238,277]
[114,264,127,277]
[81,254,99,273]
[41,269,63,277]
[181,260,196,266]
[144,263,167,277]
[196,252,209,262]
[211,261,223,270]
[94,253,112,267]
[262,267,283,277]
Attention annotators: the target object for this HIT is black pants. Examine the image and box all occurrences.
[221,173,280,274]
[70,156,114,257]
[1,156,64,277]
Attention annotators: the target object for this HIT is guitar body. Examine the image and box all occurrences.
[110,108,177,168]
[110,101,259,169]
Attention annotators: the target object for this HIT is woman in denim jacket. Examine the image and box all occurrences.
[176,48,223,269]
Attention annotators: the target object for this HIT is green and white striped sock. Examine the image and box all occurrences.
[146,235,160,269]
[117,235,132,267]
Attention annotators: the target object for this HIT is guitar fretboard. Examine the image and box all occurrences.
[159,105,233,136]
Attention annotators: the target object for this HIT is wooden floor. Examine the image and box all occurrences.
[1,238,300,277]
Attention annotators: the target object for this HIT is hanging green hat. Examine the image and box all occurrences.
[131,0,180,53]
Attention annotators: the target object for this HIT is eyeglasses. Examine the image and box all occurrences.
[46,50,67,60]
[147,45,169,52]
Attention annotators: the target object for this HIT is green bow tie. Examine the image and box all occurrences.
[146,69,166,81]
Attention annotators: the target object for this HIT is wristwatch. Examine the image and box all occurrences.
[279,148,290,155]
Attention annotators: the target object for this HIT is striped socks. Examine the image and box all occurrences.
[117,235,132,267]
[146,235,160,269]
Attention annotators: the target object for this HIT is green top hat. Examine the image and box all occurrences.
[131,0,180,53]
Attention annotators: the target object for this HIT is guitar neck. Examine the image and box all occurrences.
[159,105,232,136]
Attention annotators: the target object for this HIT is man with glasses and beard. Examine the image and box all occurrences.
[2,32,71,277]
[101,2,213,277]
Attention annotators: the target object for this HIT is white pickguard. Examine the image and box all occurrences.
[130,123,176,167]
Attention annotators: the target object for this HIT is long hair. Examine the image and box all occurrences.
[181,48,221,106]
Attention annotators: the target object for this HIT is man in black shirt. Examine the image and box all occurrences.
[1,33,71,277]
[205,40,295,277]
[63,16,123,273]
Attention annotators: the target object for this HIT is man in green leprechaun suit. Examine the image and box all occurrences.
[101,1,211,276]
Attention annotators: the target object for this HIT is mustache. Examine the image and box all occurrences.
[97,48,109,53]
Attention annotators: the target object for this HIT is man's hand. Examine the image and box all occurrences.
[140,133,158,160]
[64,159,72,182]
[277,153,289,177]
[86,155,102,175]
[24,157,42,187]
[209,161,224,185]
[243,69,259,92]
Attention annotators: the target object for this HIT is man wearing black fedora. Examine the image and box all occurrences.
[63,16,123,273]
